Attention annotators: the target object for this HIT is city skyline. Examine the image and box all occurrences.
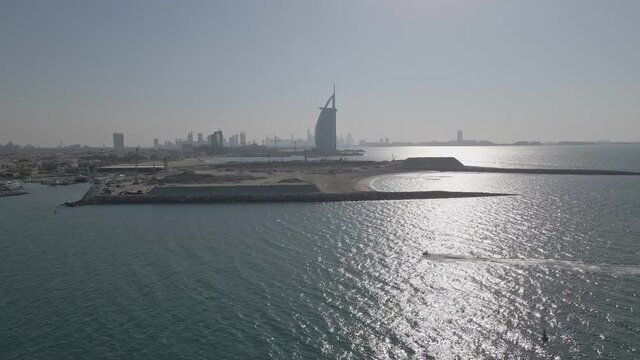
[2,1,640,147]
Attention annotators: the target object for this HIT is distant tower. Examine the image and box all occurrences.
[239,132,246,146]
[113,133,125,154]
[197,133,204,144]
[457,130,463,143]
[314,85,337,152]
[216,131,224,147]
[346,133,354,147]
[307,128,314,146]
[187,131,194,144]
[153,138,159,148]
[210,131,224,148]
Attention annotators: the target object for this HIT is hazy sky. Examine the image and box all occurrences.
[1,0,639,146]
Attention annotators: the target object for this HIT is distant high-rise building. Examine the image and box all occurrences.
[210,131,224,148]
[217,131,224,147]
[187,131,194,144]
[239,132,246,146]
[153,138,159,148]
[228,134,239,147]
[314,85,337,152]
[346,133,354,148]
[197,133,204,144]
[113,133,124,154]
[306,128,315,146]
[457,130,463,143]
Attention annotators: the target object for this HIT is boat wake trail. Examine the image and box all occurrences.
[423,253,640,275]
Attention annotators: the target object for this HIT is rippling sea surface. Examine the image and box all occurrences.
[1,145,639,359]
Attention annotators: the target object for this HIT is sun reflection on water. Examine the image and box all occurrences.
[313,172,640,358]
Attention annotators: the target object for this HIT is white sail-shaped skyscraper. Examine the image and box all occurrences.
[314,86,337,152]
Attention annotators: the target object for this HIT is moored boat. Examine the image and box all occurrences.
[0,180,22,191]
[41,177,76,186]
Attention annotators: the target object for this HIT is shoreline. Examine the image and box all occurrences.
[354,174,381,192]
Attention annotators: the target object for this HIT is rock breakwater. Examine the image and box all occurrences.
[67,191,512,206]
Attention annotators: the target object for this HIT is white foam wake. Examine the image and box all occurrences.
[423,253,640,275]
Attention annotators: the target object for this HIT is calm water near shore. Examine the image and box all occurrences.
[211,144,640,172]
[1,145,639,359]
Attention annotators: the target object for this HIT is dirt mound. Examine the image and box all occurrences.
[158,171,264,184]
[401,157,464,170]
[277,177,306,183]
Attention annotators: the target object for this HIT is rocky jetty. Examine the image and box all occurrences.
[398,157,640,175]
[68,190,512,206]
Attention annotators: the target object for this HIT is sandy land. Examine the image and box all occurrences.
[157,161,403,194]
[95,160,404,199]
[296,163,420,193]
[354,175,381,191]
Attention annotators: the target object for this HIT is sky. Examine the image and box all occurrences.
[1,0,639,147]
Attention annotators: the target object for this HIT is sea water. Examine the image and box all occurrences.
[1,145,639,359]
